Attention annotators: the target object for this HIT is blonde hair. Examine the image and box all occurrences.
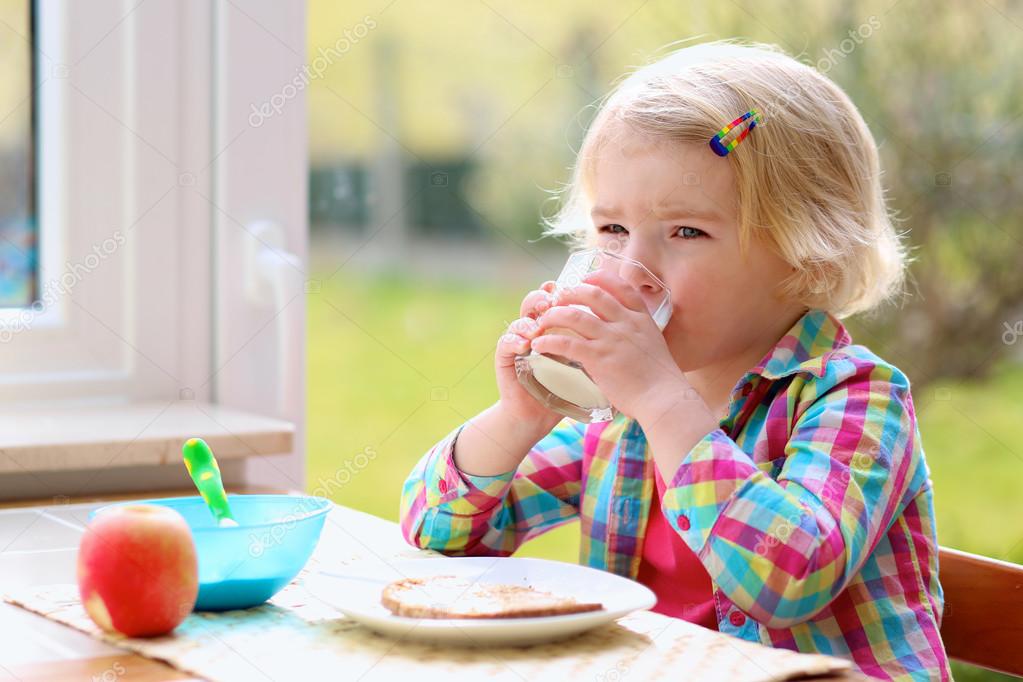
[542,40,906,318]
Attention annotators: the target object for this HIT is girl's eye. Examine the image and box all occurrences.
[677,226,706,239]
[597,224,706,239]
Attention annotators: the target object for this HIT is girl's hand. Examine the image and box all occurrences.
[531,269,693,425]
[493,280,564,434]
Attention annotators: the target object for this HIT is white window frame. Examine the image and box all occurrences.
[0,0,195,402]
[211,0,308,491]
[0,0,307,497]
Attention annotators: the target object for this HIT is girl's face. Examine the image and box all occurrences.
[589,125,806,376]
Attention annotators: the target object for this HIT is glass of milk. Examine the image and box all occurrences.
[513,248,672,423]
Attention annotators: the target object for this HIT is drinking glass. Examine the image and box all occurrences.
[514,248,672,423]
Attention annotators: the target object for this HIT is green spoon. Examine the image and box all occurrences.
[182,438,238,527]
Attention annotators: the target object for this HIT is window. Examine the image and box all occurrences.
[0,0,36,308]
[0,1,307,501]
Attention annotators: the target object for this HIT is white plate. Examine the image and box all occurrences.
[306,556,656,646]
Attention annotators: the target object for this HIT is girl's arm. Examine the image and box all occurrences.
[655,355,927,628]
[399,413,587,556]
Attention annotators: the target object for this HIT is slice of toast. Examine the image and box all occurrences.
[380,575,604,619]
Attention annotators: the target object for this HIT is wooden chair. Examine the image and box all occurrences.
[940,547,1023,677]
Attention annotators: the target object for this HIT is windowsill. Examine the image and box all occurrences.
[0,401,294,473]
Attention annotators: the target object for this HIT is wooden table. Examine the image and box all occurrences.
[0,491,870,681]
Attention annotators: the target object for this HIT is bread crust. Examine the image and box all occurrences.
[381,575,604,619]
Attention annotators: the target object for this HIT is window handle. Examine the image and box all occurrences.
[244,220,302,416]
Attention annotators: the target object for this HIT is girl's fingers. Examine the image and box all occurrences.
[519,281,557,319]
[530,332,586,363]
[554,270,651,323]
[520,288,555,319]
[584,269,650,314]
[535,305,602,340]
[507,316,540,338]
[552,283,627,323]
[497,332,531,358]
[498,317,540,358]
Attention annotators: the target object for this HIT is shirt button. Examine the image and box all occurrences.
[438,478,448,493]
[677,515,691,531]
[729,610,747,627]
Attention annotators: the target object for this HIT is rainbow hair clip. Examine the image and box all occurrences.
[709,109,761,157]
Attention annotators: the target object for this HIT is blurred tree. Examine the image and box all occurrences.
[307,0,1023,387]
[826,1,1023,387]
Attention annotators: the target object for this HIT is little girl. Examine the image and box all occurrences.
[400,41,949,681]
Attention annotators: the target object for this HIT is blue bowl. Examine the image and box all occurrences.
[89,494,331,611]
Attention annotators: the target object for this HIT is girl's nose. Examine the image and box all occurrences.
[618,257,665,297]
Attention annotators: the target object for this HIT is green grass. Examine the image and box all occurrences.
[307,269,1022,680]
[306,268,581,562]
[918,371,1023,564]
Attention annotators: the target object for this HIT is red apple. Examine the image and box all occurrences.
[77,504,199,637]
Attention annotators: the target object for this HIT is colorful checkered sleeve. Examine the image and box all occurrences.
[661,357,923,629]
[399,417,587,556]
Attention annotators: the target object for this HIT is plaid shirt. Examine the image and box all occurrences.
[400,310,950,681]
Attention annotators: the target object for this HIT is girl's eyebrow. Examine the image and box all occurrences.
[590,204,721,222]
[654,206,722,222]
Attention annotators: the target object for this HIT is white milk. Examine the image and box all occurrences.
[527,352,611,410]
